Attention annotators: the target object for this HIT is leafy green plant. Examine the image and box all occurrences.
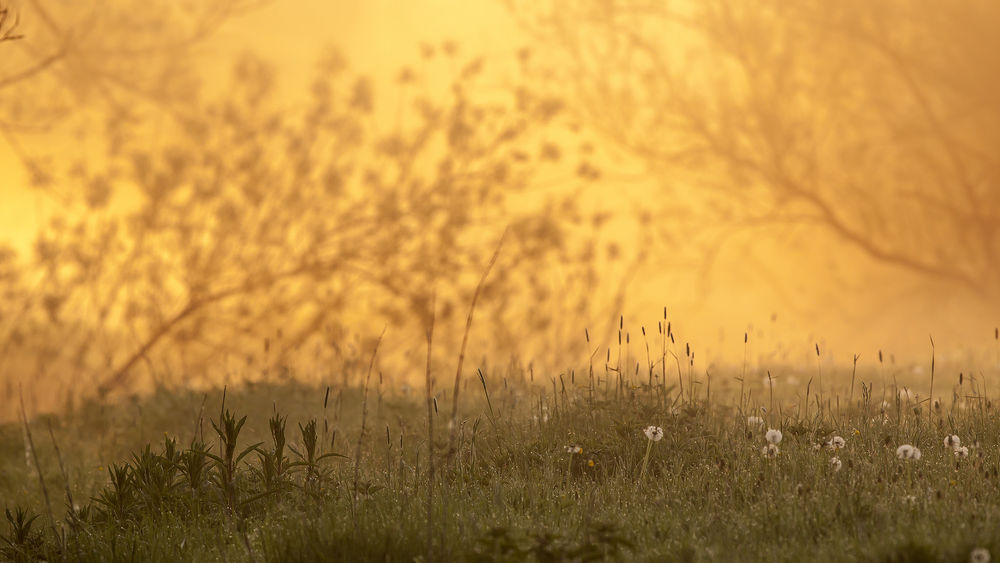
[0,506,45,562]
[289,419,345,495]
[255,413,291,492]
[91,463,136,523]
[206,409,262,513]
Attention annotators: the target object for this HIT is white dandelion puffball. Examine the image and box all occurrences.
[912,447,922,460]
[954,446,970,459]
[565,445,583,455]
[826,436,846,450]
[643,426,664,442]
[747,416,764,427]
[830,457,842,472]
[970,547,991,563]
[765,428,783,445]
[762,443,779,459]
[944,435,961,449]
[896,444,921,460]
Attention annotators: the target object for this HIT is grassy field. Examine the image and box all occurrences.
[3,357,1000,562]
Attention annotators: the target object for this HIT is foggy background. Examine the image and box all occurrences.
[1,0,998,414]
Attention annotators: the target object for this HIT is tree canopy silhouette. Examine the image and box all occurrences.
[1,46,607,402]
[509,0,1000,304]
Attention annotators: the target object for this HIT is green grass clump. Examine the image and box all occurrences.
[3,361,1000,561]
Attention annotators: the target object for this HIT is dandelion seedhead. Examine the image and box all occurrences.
[954,446,969,459]
[944,435,961,450]
[643,426,663,442]
[895,444,922,460]
[830,457,842,472]
[565,445,583,455]
[762,443,779,459]
[638,426,663,484]
[765,428,782,445]
[826,436,846,450]
[970,547,991,563]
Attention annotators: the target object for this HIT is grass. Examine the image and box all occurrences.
[2,351,1000,562]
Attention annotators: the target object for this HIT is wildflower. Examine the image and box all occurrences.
[765,428,782,445]
[563,444,582,484]
[639,426,662,483]
[762,443,779,459]
[826,436,846,450]
[970,547,991,563]
[954,446,969,459]
[587,459,595,467]
[830,456,842,472]
[644,426,664,442]
[896,444,922,460]
[747,416,764,427]
[944,434,961,450]
[853,429,861,436]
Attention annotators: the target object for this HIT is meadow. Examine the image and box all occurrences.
[3,342,1000,562]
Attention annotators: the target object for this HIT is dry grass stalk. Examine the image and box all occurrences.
[448,228,507,464]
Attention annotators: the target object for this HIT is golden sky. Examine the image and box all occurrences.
[1,0,996,384]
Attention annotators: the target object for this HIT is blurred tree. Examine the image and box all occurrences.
[1,47,606,400]
[0,1,23,43]
[508,0,1000,305]
[0,0,260,195]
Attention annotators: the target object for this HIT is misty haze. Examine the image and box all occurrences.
[1,1,998,561]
